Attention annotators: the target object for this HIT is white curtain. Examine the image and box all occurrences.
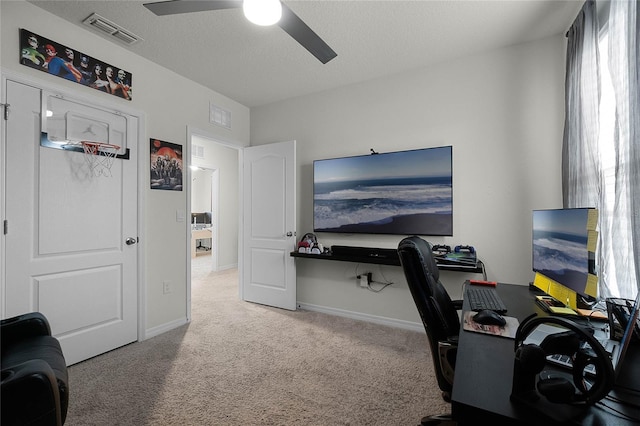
[562,0,601,210]
[562,0,639,300]
[604,0,639,299]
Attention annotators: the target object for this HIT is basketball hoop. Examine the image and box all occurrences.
[80,141,120,177]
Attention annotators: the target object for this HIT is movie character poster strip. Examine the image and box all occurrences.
[20,29,132,100]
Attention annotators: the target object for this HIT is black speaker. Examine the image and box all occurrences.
[512,314,614,406]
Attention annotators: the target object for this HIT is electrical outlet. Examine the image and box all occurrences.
[359,274,369,288]
[163,280,171,294]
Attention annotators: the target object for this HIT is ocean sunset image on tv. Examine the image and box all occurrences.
[313,146,453,235]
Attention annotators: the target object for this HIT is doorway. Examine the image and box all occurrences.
[187,128,240,320]
[191,166,217,267]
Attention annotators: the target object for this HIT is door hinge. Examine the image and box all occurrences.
[3,220,7,235]
[1,103,9,120]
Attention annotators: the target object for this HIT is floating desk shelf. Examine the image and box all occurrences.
[290,249,484,274]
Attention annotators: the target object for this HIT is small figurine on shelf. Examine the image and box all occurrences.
[298,233,321,253]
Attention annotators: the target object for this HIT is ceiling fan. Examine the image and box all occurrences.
[143,0,337,64]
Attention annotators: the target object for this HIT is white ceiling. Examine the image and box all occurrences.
[27,0,583,108]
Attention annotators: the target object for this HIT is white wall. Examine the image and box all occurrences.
[191,169,212,214]
[2,0,569,330]
[0,1,250,332]
[250,36,566,324]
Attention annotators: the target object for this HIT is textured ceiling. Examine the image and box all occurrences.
[27,0,583,108]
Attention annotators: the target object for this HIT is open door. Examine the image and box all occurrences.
[241,141,296,310]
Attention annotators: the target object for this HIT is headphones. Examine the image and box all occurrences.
[299,233,317,245]
[512,314,614,406]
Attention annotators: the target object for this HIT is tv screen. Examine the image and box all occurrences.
[313,146,453,235]
[532,208,596,299]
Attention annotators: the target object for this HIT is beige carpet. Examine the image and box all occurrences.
[64,255,449,425]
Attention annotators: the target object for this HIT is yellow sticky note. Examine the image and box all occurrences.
[533,273,577,309]
[587,230,598,252]
[585,274,598,298]
[549,306,578,315]
[587,209,599,230]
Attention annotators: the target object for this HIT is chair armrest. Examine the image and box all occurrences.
[1,313,52,347]
[452,299,463,311]
[1,359,62,426]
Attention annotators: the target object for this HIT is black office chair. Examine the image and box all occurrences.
[1,312,69,426]
[398,236,462,426]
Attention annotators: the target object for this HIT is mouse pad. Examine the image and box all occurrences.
[463,311,519,339]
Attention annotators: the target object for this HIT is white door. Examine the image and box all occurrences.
[2,79,138,365]
[242,141,296,310]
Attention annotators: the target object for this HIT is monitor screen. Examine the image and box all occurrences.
[532,208,596,299]
[313,146,452,236]
[191,212,211,225]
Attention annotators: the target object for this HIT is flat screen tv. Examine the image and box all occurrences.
[313,146,453,235]
[532,208,597,299]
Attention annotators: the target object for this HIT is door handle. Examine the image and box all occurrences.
[126,237,138,245]
[286,232,293,237]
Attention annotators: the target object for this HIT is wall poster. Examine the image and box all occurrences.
[150,139,183,191]
[20,29,132,100]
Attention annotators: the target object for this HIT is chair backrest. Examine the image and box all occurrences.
[397,236,460,394]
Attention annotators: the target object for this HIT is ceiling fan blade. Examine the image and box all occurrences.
[278,3,337,64]
[143,0,241,16]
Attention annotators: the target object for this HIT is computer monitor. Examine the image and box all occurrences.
[532,208,597,300]
[191,212,211,225]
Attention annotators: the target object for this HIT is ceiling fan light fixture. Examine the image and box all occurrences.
[243,0,282,26]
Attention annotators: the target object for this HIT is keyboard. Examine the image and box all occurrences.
[546,338,616,376]
[546,353,596,375]
[466,287,508,314]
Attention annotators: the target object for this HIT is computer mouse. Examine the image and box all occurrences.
[473,309,506,326]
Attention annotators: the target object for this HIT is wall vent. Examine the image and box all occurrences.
[192,144,205,159]
[210,103,232,129]
[82,13,143,46]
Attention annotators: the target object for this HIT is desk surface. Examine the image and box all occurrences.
[290,250,485,274]
[452,283,640,425]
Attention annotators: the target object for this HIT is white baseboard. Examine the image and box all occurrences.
[297,302,424,333]
[143,302,423,341]
[218,263,237,271]
[143,317,189,340]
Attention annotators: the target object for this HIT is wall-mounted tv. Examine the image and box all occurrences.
[313,146,453,235]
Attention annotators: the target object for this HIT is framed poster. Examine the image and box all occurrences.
[150,139,183,191]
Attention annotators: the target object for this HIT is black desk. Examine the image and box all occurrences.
[451,283,640,425]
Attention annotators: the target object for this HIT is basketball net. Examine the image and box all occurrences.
[80,141,120,177]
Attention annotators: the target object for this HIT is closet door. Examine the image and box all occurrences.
[3,79,139,365]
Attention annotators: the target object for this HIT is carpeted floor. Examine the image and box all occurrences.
[64,255,448,425]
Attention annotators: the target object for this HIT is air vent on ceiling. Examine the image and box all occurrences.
[82,13,143,46]
[210,103,232,130]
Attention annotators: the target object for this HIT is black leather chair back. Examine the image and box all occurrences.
[1,312,69,426]
[398,236,460,395]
